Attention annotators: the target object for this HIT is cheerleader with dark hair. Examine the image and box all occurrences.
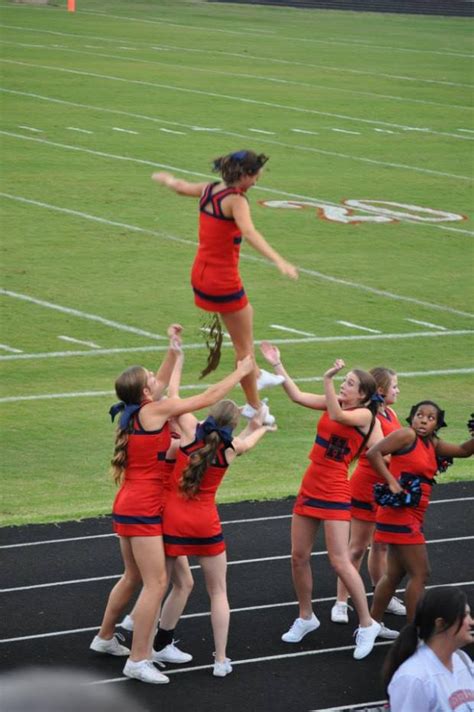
[368,402,474,624]
[383,586,474,711]
[152,150,298,425]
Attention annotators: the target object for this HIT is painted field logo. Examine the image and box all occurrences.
[259,199,467,225]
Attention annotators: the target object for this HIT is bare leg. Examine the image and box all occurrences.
[128,536,168,661]
[398,544,430,622]
[199,552,229,663]
[370,545,406,623]
[159,556,194,630]
[336,519,375,604]
[325,520,372,627]
[221,305,260,408]
[290,514,320,619]
[98,537,142,639]
[368,541,388,587]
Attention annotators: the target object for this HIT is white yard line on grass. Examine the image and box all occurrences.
[270,324,315,336]
[0,289,167,341]
[58,335,101,349]
[2,60,472,149]
[3,90,474,220]
[0,333,473,367]
[1,25,470,90]
[0,343,23,353]
[406,318,447,331]
[336,321,381,334]
[1,192,473,317]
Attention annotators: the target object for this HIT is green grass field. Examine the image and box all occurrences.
[1,0,473,526]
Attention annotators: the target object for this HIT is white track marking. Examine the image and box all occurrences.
[0,343,23,353]
[312,702,386,712]
[160,127,186,135]
[406,318,447,331]
[2,92,474,199]
[1,332,473,366]
[270,324,315,336]
[4,580,473,645]
[1,537,472,594]
[18,124,41,132]
[2,193,472,316]
[1,501,472,549]
[336,321,381,334]
[66,126,93,134]
[2,59,472,148]
[0,289,167,341]
[57,335,101,348]
[1,25,470,90]
[111,127,138,135]
[331,128,360,135]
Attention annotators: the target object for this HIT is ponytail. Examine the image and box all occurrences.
[179,431,221,499]
[382,622,419,694]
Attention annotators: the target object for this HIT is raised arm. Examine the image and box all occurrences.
[260,341,326,409]
[152,171,208,197]
[367,428,417,493]
[230,405,277,460]
[154,324,183,393]
[231,197,298,280]
[323,359,372,428]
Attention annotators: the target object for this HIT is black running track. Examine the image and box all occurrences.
[1,482,473,712]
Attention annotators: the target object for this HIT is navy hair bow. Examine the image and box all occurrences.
[374,475,422,509]
[371,393,385,403]
[230,150,247,161]
[196,415,234,449]
[109,401,141,430]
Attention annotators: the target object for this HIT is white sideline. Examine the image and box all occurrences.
[1,537,472,594]
[0,25,470,89]
[0,498,473,550]
[2,581,473,645]
[2,61,473,157]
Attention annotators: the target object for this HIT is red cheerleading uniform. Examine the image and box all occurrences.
[350,407,402,522]
[191,182,249,314]
[112,406,171,537]
[374,434,437,545]
[162,438,231,557]
[293,410,366,522]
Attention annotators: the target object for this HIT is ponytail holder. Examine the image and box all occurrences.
[196,415,234,449]
[230,150,247,161]
[371,393,385,403]
[109,401,141,430]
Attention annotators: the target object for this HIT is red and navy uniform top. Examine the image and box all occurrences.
[387,434,438,521]
[352,407,401,487]
[197,181,245,271]
[169,437,230,500]
[123,408,172,482]
[308,410,366,476]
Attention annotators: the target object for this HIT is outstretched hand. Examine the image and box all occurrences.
[260,341,281,367]
[152,171,174,187]
[324,359,345,379]
[167,323,183,352]
[237,354,254,377]
[277,258,299,280]
[249,403,278,432]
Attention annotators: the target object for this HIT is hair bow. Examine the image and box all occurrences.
[196,415,234,449]
[109,401,141,430]
[230,150,247,161]
[371,393,385,403]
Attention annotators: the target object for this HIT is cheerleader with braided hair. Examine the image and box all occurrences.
[90,326,253,685]
[162,400,276,677]
[152,149,298,426]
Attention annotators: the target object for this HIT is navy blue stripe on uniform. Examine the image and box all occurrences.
[351,498,374,511]
[376,522,412,534]
[233,236,242,244]
[303,497,351,511]
[315,435,351,456]
[400,472,435,487]
[113,514,162,525]
[163,532,224,545]
[193,286,245,303]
